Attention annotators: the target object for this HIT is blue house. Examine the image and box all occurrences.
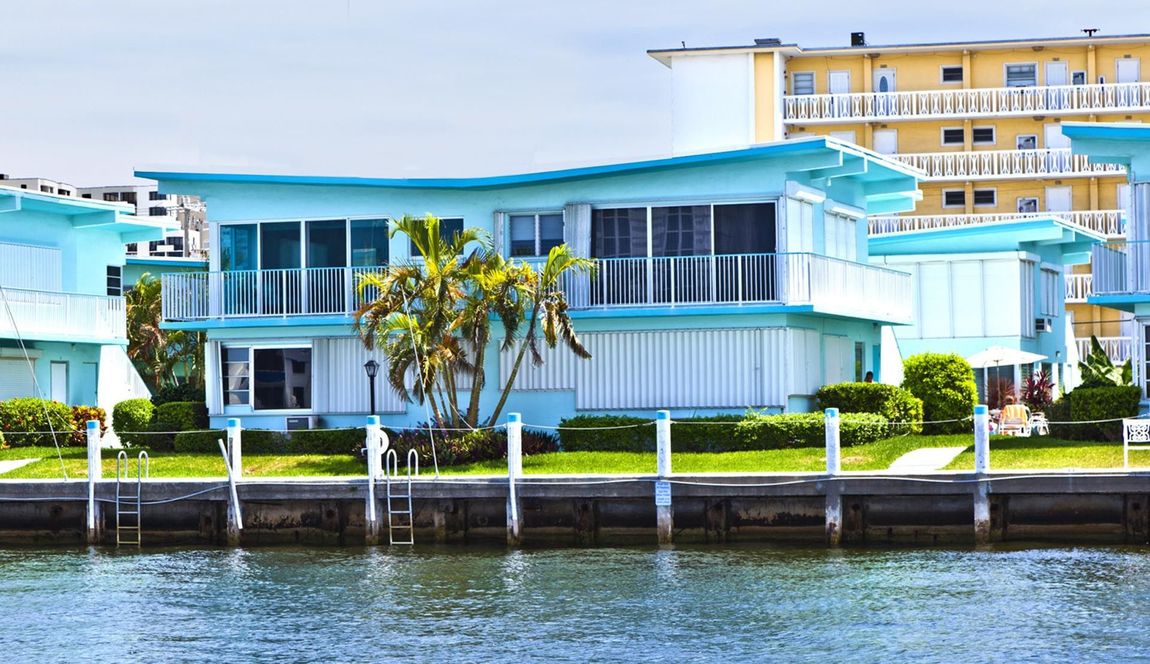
[0,186,167,411]
[140,137,922,429]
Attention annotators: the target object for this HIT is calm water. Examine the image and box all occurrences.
[2,544,1148,663]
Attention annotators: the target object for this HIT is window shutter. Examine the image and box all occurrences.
[563,203,592,258]
[493,212,506,256]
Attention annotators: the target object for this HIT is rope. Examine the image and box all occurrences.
[523,421,656,431]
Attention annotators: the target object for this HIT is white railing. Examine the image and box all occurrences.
[1089,240,1150,296]
[893,149,1125,181]
[869,210,1125,237]
[1076,336,1133,363]
[163,254,913,323]
[1065,274,1093,303]
[784,81,1150,123]
[0,287,125,341]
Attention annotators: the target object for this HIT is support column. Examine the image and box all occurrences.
[225,418,243,546]
[364,415,383,545]
[86,420,103,545]
[507,413,523,546]
[655,410,673,546]
[824,408,843,547]
[973,405,991,544]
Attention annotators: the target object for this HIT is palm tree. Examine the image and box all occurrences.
[125,273,204,390]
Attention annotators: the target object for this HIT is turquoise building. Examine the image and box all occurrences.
[0,186,166,410]
[140,137,922,429]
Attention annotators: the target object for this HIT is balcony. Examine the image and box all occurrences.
[162,254,913,324]
[0,288,126,342]
[1076,336,1132,363]
[869,210,1125,237]
[1065,274,1093,303]
[893,149,1125,182]
[784,81,1150,124]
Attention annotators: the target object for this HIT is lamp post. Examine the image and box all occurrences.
[364,359,379,415]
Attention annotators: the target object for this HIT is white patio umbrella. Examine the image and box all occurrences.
[966,346,1047,369]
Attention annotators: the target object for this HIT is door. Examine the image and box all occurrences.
[873,129,898,154]
[1044,123,1071,172]
[1045,186,1073,213]
[50,362,68,404]
[828,71,850,116]
[1118,58,1140,83]
[873,69,896,116]
[1045,62,1069,108]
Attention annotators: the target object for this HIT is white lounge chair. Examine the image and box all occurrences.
[999,404,1031,437]
[1123,419,1150,468]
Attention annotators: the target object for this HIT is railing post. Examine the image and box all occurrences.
[507,413,523,546]
[86,420,102,544]
[227,418,242,481]
[824,408,843,547]
[973,404,991,545]
[655,410,673,545]
[364,415,383,545]
[224,418,243,545]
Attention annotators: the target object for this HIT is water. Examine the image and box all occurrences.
[2,545,1148,663]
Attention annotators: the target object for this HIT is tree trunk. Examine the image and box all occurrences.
[486,305,541,427]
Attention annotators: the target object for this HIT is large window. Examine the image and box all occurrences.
[106,266,122,296]
[351,218,389,266]
[306,219,347,268]
[508,213,564,257]
[652,206,710,257]
[222,347,250,406]
[714,203,775,254]
[221,346,312,410]
[220,224,258,271]
[1006,63,1038,87]
[592,208,646,258]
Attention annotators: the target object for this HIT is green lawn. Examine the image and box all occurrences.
[944,436,1150,471]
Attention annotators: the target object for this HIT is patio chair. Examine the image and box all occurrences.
[999,404,1032,437]
[1123,419,1150,469]
[1028,412,1050,436]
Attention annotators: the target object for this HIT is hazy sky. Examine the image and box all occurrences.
[3,0,1150,185]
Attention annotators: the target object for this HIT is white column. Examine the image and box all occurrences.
[86,420,102,544]
[506,412,522,546]
[655,410,673,546]
[824,408,843,547]
[364,415,382,545]
[973,404,991,545]
[226,418,242,480]
[824,408,841,475]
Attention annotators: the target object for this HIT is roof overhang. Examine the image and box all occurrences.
[869,217,1105,262]
[1064,121,1150,179]
[0,187,171,242]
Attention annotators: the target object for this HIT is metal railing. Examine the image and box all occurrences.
[869,210,1125,237]
[1076,336,1133,363]
[162,253,913,323]
[892,149,1125,181]
[0,287,125,341]
[1065,274,1094,303]
[784,80,1150,123]
[1089,240,1150,296]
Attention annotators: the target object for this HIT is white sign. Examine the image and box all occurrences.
[654,481,672,507]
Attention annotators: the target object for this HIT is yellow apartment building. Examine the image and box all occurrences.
[651,33,1150,362]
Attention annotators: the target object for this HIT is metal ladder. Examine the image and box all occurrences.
[115,451,149,546]
[384,449,418,545]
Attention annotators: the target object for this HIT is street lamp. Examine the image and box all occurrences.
[364,359,379,415]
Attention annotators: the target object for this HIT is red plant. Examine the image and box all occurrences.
[1021,370,1054,411]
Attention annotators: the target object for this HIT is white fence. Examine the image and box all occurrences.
[869,210,1125,237]
[0,287,125,341]
[1089,241,1150,295]
[784,80,1150,123]
[1065,274,1093,303]
[893,149,1124,181]
[1076,336,1133,363]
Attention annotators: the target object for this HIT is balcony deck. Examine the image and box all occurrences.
[161,253,913,326]
[784,81,1150,124]
[869,210,1125,238]
[0,288,126,343]
[892,149,1124,182]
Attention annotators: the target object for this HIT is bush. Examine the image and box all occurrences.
[69,405,107,446]
[0,398,75,447]
[112,398,154,449]
[289,428,365,455]
[558,416,655,452]
[173,429,288,454]
[671,416,743,453]
[151,383,206,407]
[150,401,209,451]
[379,426,559,468]
[815,382,924,436]
[1048,385,1141,441]
[901,353,978,434]
[734,411,888,450]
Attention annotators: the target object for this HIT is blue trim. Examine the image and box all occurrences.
[507,413,521,423]
[824,408,838,417]
[974,405,988,415]
[1061,122,1150,141]
[869,217,1106,255]
[1086,293,1146,311]
[127,258,209,268]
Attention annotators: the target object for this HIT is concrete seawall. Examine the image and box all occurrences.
[0,472,1147,547]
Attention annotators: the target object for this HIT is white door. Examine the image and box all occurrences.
[828,71,851,94]
[1046,186,1073,213]
[1045,62,1069,108]
[874,69,896,92]
[1118,58,1141,83]
[828,130,857,144]
[50,362,68,404]
[1044,123,1070,149]
[1044,123,1071,172]
[873,129,898,154]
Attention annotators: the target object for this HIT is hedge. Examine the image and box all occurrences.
[1047,385,1141,442]
[151,383,206,407]
[112,398,154,449]
[901,353,978,434]
[289,428,365,455]
[559,415,655,452]
[734,412,888,450]
[150,401,209,451]
[0,398,75,447]
[174,429,288,454]
[815,382,924,436]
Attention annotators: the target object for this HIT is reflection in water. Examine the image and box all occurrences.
[0,545,1147,662]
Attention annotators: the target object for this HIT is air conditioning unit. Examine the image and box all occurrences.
[286,416,314,431]
[1035,318,1053,333]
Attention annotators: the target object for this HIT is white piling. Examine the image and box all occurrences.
[973,404,991,544]
[226,418,243,481]
[365,415,383,545]
[507,413,522,546]
[655,410,673,545]
[86,420,102,544]
[824,408,843,547]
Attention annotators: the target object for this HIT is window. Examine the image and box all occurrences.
[854,342,866,382]
[121,192,137,205]
[103,192,119,202]
[592,208,646,258]
[1017,197,1039,213]
[1005,63,1037,87]
[221,347,250,406]
[409,217,463,256]
[81,193,92,199]
[40,186,53,193]
[941,65,963,83]
[941,127,965,145]
[943,190,966,208]
[350,218,389,266]
[106,265,122,296]
[149,191,167,201]
[508,213,565,257]
[652,206,710,257]
[1040,266,1061,317]
[1021,261,1036,337]
[714,203,776,255]
[1072,71,1087,85]
[58,189,71,197]
[149,206,168,216]
[1016,134,1038,150]
[220,224,258,271]
[792,72,815,95]
[126,243,138,253]
[253,348,312,409]
[973,189,997,207]
[972,126,996,145]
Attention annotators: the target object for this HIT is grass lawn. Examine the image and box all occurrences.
[944,436,1150,471]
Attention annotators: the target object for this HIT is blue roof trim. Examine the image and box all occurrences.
[869,217,1107,255]
[1061,122,1150,141]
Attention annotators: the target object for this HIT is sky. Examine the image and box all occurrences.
[3,0,1150,186]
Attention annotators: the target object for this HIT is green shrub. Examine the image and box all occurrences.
[173,429,288,454]
[1048,385,1141,441]
[69,405,107,446]
[289,428,365,455]
[151,383,206,407]
[558,415,655,452]
[112,398,154,449]
[734,411,888,450]
[671,416,743,453]
[816,382,924,435]
[150,401,209,451]
[0,398,75,447]
[901,353,978,434]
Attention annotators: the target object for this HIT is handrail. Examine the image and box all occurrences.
[869,210,1125,237]
[0,287,126,340]
[892,149,1125,180]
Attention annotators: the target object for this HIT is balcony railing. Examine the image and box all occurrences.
[1090,240,1150,296]
[162,253,913,324]
[1065,274,1094,303]
[784,81,1150,123]
[1076,336,1133,363]
[869,210,1125,237]
[0,287,125,341]
[892,149,1125,181]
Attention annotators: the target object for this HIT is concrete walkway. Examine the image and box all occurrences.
[0,459,40,475]
[888,447,968,473]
